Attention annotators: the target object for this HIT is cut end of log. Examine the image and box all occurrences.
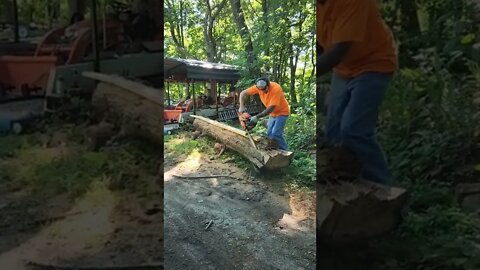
[87,72,163,146]
[317,180,407,247]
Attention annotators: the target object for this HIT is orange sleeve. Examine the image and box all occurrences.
[331,0,369,43]
[246,86,258,95]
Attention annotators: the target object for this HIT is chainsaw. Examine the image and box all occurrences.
[237,112,258,149]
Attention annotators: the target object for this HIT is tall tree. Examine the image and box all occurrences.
[201,0,227,62]
[229,0,259,76]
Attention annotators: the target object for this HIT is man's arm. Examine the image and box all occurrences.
[317,42,352,76]
[255,105,275,119]
[239,90,249,112]
[318,0,369,76]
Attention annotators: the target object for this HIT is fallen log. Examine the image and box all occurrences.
[83,71,163,146]
[191,115,293,170]
[317,180,407,247]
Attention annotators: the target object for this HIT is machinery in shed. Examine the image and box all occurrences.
[0,0,163,106]
[164,57,262,125]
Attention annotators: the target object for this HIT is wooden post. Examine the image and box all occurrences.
[91,0,100,72]
[12,0,19,43]
[192,81,196,115]
[167,81,171,106]
[216,82,220,116]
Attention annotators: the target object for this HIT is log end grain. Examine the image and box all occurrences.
[317,180,407,247]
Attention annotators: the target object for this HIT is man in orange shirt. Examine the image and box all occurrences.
[238,77,290,150]
[317,0,397,184]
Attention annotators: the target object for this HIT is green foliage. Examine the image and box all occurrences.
[164,0,316,103]
[0,134,38,158]
[373,204,480,270]
[285,106,316,151]
[379,50,478,183]
[284,151,316,188]
[359,2,480,268]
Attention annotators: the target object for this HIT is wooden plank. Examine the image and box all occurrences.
[82,71,162,105]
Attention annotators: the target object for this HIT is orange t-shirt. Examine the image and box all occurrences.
[316,0,397,78]
[246,82,290,117]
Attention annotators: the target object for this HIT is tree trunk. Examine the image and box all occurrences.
[309,38,316,85]
[317,180,407,247]
[399,0,420,35]
[192,115,293,170]
[229,0,259,76]
[3,0,15,23]
[202,0,227,62]
[289,47,299,104]
[261,0,270,71]
[203,0,215,62]
[68,0,86,17]
[84,72,164,146]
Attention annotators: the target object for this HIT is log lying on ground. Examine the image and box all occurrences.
[83,71,163,146]
[191,115,293,170]
[317,179,407,247]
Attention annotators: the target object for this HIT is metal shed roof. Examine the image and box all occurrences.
[164,57,242,83]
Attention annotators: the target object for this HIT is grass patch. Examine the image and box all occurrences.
[0,134,38,158]
[1,127,161,200]
[28,151,109,197]
[165,133,215,157]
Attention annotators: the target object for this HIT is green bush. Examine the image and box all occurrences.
[374,46,480,269]
[285,107,316,151]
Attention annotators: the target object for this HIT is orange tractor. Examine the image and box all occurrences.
[0,17,124,99]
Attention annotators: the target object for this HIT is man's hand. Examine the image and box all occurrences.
[249,116,258,124]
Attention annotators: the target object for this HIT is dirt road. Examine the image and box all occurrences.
[164,150,316,270]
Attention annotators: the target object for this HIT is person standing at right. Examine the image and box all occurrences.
[316,0,397,184]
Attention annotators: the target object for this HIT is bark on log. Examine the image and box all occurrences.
[83,71,163,146]
[191,115,293,170]
[317,180,407,247]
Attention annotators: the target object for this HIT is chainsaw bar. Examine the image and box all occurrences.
[237,111,258,149]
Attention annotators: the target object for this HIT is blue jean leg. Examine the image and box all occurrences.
[326,72,393,184]
[325,73,350,144]
[267,115,289,150]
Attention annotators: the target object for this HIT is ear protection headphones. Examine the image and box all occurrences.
[255,77,270,89]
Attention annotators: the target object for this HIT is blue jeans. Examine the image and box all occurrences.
[267,115,289,150]
[326,72,392,184]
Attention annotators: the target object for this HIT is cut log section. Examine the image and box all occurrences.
[191,115,293,170]
[83,71,163,146]
[317,180,407,247]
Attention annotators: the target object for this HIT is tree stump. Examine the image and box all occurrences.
[84,71,163,146]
